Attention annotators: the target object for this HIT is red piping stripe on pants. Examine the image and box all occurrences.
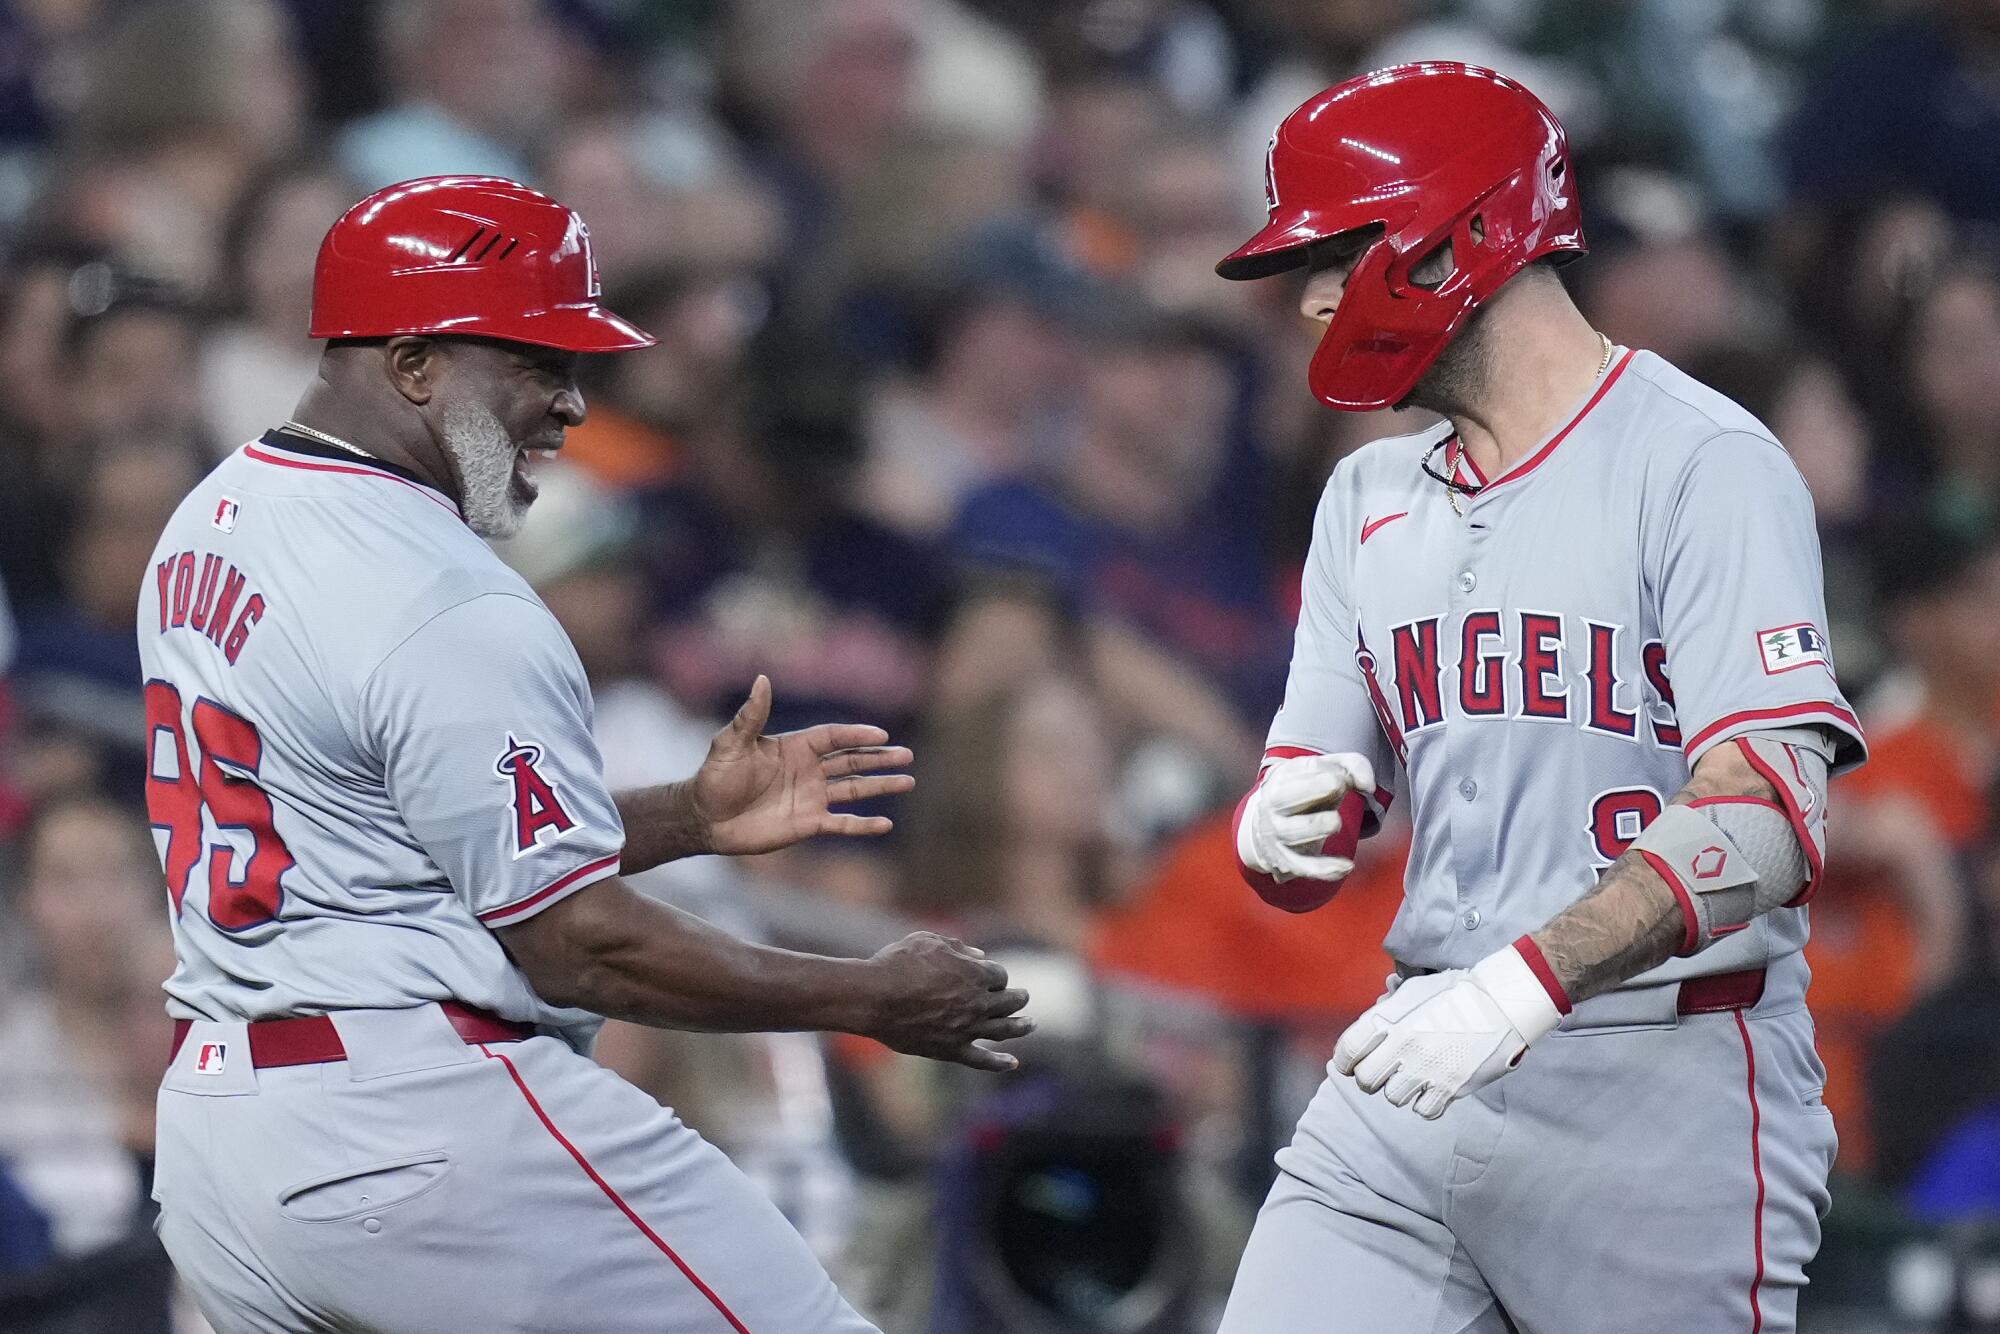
[480,1045,752,1333]
[1733,1012,1766,1334]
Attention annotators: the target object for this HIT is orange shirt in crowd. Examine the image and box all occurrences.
[1798,696,1993,1174]
[1801,861,1918,1173]
[1092,807,1409,1022]
[556,404,682,491]
[1836,704,1991,849]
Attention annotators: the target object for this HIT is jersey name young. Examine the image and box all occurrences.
[153,547,268,666]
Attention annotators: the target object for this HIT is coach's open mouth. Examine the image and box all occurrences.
[512,446,560,501]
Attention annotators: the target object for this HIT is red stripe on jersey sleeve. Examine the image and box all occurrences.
[476,853,622,926]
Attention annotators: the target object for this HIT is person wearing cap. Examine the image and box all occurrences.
[138,176,1029,1332]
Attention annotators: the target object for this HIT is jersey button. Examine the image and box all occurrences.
[1458,778,1477,801]
[1462,908,1482,930]
[1457,570,1476,592]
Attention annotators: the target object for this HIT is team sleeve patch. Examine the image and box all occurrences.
[1756,623,1829,676]
[495,733,579,856]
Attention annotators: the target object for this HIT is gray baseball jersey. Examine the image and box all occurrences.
[143,430,881,1333]
[138,429,625,1041]
[1225,348,1863,1333]
[1269,348,1865,976]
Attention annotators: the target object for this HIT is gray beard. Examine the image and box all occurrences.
[440,400,526,539]
[1396,302,1496,419]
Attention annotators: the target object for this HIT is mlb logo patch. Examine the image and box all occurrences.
[194,1042,228,1075]
[211,497,240,533]
[1758,623,1829,676]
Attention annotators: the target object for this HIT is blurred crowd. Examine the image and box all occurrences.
[0,0,1997,1330]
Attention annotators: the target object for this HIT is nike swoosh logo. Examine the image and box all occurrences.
[1359,512,1409,545]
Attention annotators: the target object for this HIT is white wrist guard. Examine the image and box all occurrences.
[1469,942,1566,1045]
[1630,729,1830,954]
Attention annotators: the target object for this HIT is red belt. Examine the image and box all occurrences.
[169,1002,535,1069]
[1397,964,1766,1015]
[1673,967,1766,1015]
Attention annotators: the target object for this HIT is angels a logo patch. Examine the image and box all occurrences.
[1757,623,1829,676]
[495,734,577,856]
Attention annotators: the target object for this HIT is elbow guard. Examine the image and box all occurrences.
[1629,731,1830,955]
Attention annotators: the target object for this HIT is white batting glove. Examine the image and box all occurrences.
[1236,752,1376,883]
[1331,944,1564,1120]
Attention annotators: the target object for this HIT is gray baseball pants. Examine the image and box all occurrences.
[1219,954,1835,1333]
[154,1003,878,1333]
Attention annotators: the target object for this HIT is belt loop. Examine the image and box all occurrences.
[329,1005,484,1081]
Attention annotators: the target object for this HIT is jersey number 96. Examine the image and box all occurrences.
[145,681,296,931]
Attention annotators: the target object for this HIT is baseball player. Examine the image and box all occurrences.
[141,176,1030,1333]
[1214,66,1864,1332]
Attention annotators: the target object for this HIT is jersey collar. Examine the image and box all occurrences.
[1461,347,1635,504]
[248,428,463,519]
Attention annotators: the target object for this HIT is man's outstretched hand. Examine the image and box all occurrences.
[863,933,1032,1071]
[690,676,914,856]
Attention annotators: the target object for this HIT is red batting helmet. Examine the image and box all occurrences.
[309,176,655,352]
[1217,63,1583,411]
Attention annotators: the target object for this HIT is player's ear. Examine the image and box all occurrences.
[382,336,438,406]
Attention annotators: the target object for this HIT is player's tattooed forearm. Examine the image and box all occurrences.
[1531,745,1778,1005]
[1531,849,1687,1005]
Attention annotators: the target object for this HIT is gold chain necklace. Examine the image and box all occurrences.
[1444,332,1614,517]
[282,419,377,461]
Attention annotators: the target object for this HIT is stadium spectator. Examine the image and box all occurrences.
[0,790,178,1331]
[11,437,206,781]
[1784,0,2000,230]
[856,223,1093,536]
[897,668,1127,951]
[60,268,213,470]
[1849,511,2000,865]
[829,665,1130,1203]
[562,264,774,492]
[1035,75,1170,278]
[643,326,940,900]
[1800,510,2000,1172]
[1900,251,2000,520]
[1867,825,2000,1199]
[53,0,306,289]
[1124,131,1266,323]
[535,111,793,285]
[722,0,924,269]
[950,306,1285,753]
[338,0,565,190]
[1093,809,1409,1025]
[926,569,1078,715]
[202,159,357,452]
[1573,218,1751,368]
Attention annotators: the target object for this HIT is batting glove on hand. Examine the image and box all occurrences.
[1331,944,1564,1120]
[1237,752,1375,883]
